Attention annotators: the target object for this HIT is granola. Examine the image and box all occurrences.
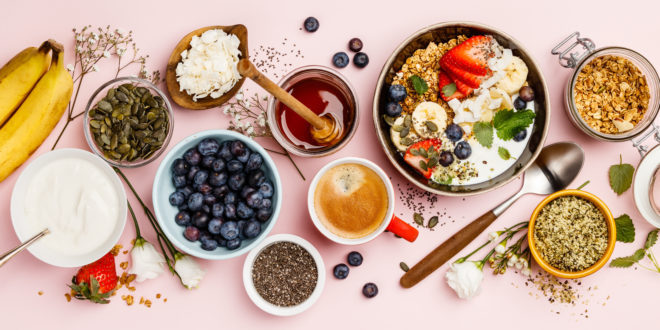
[573,55,650,134]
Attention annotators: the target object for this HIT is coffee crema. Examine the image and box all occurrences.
[313,163,389,239]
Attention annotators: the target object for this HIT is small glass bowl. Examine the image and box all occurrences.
[565,47,660,142]
[83,77,174,168]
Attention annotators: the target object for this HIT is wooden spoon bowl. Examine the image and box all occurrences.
[165,24,248,110]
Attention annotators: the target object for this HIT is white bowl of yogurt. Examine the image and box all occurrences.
[10,149,127,267]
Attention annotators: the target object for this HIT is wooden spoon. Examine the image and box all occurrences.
[166,24,248,110]
[237,59,342,145]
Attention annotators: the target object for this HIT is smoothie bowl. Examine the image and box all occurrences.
[373,22,550,196]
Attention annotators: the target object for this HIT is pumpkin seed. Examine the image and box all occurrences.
[97,100,112,112]
[400,126,410,138]
[383,115,396,126]
[400,262,410,272]
[419,160,427,171]
[425,120,438,132]
[419,148,428,158]
[392,125,404,132]
[404,115,412,127]
[428,216,439,229]
[413,213,424,226]
[400,137,413,146]
[427,157,438,168]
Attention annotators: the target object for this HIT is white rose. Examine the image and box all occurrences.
[445,261,484,299]
[128,238,166,282]
[174,254,205,289]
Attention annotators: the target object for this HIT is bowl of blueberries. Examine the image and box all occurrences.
[152,129,282,260]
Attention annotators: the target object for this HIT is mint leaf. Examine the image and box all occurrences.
[473,121,493,148]
[493,109,536,140]
[609,155,634,195]
[614,214,635,243]
[610,256,638,268]
[498,147,511,160]
[633,248,646,261]
[409,75,428,95]
[645,229,658,250]
[441,83,456,98]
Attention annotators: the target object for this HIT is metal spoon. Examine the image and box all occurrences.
[0,229,49,268]
[400,142,584,288]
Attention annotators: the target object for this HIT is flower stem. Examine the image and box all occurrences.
[456,239,492,263]
[126,199,141,238]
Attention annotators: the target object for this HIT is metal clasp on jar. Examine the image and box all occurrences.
[551,32,595,68]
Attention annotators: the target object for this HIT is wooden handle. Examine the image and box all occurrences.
[400,210,498,288]
[237,59,326,129]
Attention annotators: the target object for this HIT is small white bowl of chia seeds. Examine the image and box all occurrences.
[242,234,325,316]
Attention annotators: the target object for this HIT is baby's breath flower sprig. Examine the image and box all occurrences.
[222,90,305,180]
[51,25,161,149]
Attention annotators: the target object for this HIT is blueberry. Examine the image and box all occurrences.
[454,141,472,160]
[439,151,454,167]
[258,181,274,198]
[332,52,350,68]
[183,148,202,166]
[201,155,215,169]
[169,191,185,206]
[513,129,527,142]
[333,264,349,279]
[220,221,239,240]
[211,203,224,218]
[236,202,255,219]
[246,191,264,208]
[227,160,244,173]
[203,194,217,205]
[228,172,246,191]
[208,218,223,235]
[172,175,187,188]
[218,141,233,161]
[388,84,407,102]
[384,102,402,117]
[241,186,256,199]
[193,170,209,185]
[230,140,247,157]
[224,203,237,219]
[183,226,200,242]
[172,158,189,176]
[362,283,378,298]
[246,153,263,171]
[347,251,363,266]
[519,86,535,102]
[237,220,247,239]
[256,208,272,222]
[226,238,241,250]
[514,97,526,110]
[178,186,194,198]
[208,171,228,187]
[237,148,250,163]
[353,52,369,68]
[196,183,212,195]
[445,124,464,142]
[198,138,220,156]
[187,192,204,211]
[178,203,188,212]
[248,170,266,188]
[211,158,226,172]
[192,211,209,229]
[259,198,272,210]
[213,185,229,199]
[217,237,227,247]
[348,38,363,52]
[200,238,218,251]
[303,16,319,32]
[175,211,191,226]
[201,204,210,214]
[243,220,261,239]
[224,191,237,205]
[186,166,200,182]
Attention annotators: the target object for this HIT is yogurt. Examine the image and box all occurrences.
[23,157,120,256]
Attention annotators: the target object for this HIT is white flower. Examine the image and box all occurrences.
[235,91,243,100]
[174,254,205,289]
[509,254,518,264]
[89,38,96,44]
[128,238,166,282]
[75,46,82,53]
[258,116,267,127]
[103,50,111,58]
[116,28,126,37]
[76,35,84,42]
[522,267,531,276]
[445,261,484,299]
[495,243,506,254]
[488,231,499,241]
[116,47,126,57]
[92,64,99,72]
[246,126,255,136]
[262,95,269,101]
[91,32,99,40]
[223,106,231,114]
[66,64,75,72]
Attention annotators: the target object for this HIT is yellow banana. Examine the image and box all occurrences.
[0,41,73,182]
[0,41,52,127]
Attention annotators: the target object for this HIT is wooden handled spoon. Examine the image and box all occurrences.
[237,59,342,145]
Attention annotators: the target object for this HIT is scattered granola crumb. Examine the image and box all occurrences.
[163,298,167,303]
[38,291,43,296]
[110,244,123,256]
[121,295,134,306]
[123,250,129,255]
[120,261,129,270]
[65,293,71,302]
[156,293,161,299]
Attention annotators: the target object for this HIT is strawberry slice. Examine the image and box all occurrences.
[404,139,442,178]
[442,64,484,89]
[438,69,465,102]
[445,69,474,96]
[440,35,494,76]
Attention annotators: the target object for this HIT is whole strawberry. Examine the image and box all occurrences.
[68,252,118,304]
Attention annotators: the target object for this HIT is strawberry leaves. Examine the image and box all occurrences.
[609,155,634,195]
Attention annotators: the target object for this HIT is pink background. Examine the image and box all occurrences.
[1,0,659,328]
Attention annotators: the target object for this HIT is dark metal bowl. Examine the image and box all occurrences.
[372,22,550,196]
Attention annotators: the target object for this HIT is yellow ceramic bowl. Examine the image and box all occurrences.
[528,189,616,279]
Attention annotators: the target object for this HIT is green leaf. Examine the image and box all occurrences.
[492,109,536,140]
[633,248,647,261]
[498,147,511,160]
[437,176,453,185]
[610,256,638,268]
[441,83,457,98]
[409,75,428,95]
[645,229,658,250]
[576,180,590,190]
[473,121,493,148]
[614,214,635,243]
[609,155,634,195]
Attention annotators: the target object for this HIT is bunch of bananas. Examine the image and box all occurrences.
[0,40,73,182]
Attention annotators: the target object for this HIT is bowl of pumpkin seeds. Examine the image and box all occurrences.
[84,77,174,167]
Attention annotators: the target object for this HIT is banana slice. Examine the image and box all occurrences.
[412,101,447,138]
[488,88,513,110]
[495,56,528,95]
[390,116,419,152]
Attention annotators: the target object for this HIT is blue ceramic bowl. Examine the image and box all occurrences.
[153,130,282,260]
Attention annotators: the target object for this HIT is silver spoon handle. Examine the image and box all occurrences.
[0,229,49,268]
